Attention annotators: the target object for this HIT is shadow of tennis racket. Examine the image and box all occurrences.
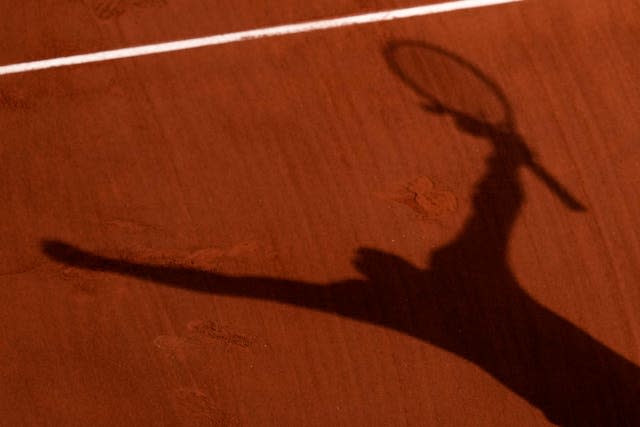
[385,40,585,211]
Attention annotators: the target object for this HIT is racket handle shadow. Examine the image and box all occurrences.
[528,161,586,211]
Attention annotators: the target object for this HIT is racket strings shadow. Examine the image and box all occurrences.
[42,42,639,426]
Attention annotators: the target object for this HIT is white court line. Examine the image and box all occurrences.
[0,0,522,76]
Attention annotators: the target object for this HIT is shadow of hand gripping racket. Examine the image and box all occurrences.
[41,41,638,425]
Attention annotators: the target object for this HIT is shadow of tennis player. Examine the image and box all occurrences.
[42,41,639,425]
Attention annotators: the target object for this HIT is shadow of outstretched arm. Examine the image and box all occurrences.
[41,240,423,330]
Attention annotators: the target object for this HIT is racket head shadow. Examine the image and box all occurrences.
[384,40,516,132]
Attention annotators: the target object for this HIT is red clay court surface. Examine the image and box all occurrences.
[2,1,640,425]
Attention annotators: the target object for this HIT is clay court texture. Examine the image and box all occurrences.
[2,0,640,426]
